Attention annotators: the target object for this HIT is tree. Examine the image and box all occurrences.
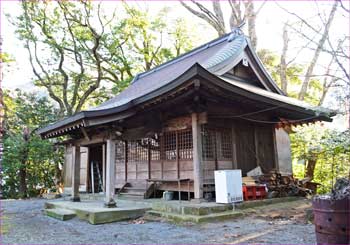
[1,90,62,198]
[11,1,195,117]
[283,1,339,101]
[180,0,264,49]
[291,125,350,193]
[277,0,349,127]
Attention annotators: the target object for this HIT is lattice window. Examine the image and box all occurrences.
[163,131,177,160]
[217,129,233,160]
[149,138,161,161]
[128,140,148,162]
[115,141,125,161]
[202,126,216,160]
[178,129,193,159]
[202,127,233,161]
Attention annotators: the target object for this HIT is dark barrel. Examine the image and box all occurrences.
[312,198,350,244]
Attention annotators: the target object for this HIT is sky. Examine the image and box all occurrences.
[0,0,349,128]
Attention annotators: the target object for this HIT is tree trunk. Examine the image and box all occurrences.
[244,0,257,49]
[213,2,225,32]
[298,1,338,100]
[305,153,318,180]
[280,23,289,94]
[19,127,30,198]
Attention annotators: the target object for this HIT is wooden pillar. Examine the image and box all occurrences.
[231,124,238,169]
[124,140,128,181]
[102,144,106,192]
[272,128,279,171]
[105,138,116,208]
[192,112,203,199]
[148,140,151,179]
[176,132,180,179]
[71,145,81,202]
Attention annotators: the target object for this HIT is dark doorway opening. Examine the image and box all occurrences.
[88,144,104,193]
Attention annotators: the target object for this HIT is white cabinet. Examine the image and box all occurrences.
[215,170,243,203]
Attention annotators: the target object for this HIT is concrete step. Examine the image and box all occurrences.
[151,202,233,216]
[145,209,243,223]
[235,196,301,210]
[45,208,76,221]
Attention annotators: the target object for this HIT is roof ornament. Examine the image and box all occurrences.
[228,21,245,42]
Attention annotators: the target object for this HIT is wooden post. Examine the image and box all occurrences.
[231,124,238,169]
[160,134,164,179]
[102,144,106,192]
[105,138,116,208]
[272,128,279,171]
[176,132,180,179]
[254,126,260,167]
[192,112,203,200]
[71,145,81,202]
[124,141,128,182]
[148,139,151,179]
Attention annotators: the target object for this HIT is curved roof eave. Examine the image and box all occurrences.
[37,58,330,138]
[37,63,203,137]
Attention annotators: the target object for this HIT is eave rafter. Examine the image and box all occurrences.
[43,121,84,139]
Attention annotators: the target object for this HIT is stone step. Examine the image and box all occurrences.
[45,208,76,221]
[145,210,243,223]
[151,202,233,216]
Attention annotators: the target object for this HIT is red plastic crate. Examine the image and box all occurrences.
[242,185,267,201]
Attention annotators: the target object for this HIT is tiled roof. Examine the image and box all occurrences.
[37,30,334,137]
[89,33,247,111]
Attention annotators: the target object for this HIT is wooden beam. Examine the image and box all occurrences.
[81,127,91,141]
[192,112,204,199]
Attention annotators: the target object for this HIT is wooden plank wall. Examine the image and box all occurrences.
[63,146,73,187]
[235,122,258,176]
[115,141,126,187]
[63,145,88,190]
[255,124,275,173]
[79,147,88,191]
[234,121,276,176]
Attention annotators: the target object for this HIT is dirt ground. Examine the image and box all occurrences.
[0,198,315,244]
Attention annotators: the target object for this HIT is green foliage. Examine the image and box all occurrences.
[0,52,14,63]
[10,1,196,116]
[258,49,325,105]
[1,89,63,199]
[291,124,350,194]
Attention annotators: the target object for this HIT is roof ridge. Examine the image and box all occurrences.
[131,32,231,84]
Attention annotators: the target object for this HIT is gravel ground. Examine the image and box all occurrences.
[1,198,316,244]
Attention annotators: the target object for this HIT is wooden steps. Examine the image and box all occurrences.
[118,182,154,199]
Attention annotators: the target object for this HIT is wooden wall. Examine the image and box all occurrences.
[63,146,88,192]
[275,128,292,175]
[62,114,279,193]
